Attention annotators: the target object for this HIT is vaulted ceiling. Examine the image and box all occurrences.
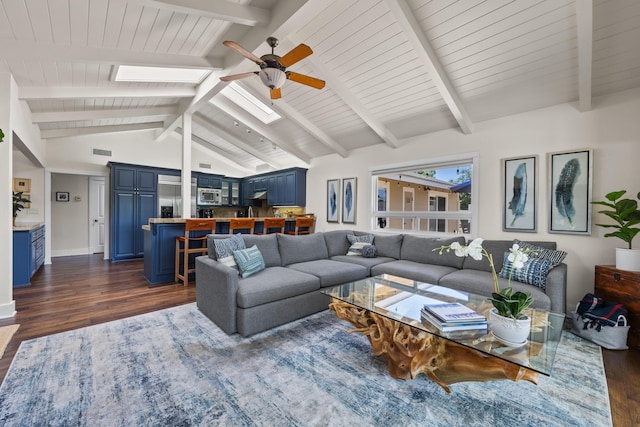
[3,0,640,174]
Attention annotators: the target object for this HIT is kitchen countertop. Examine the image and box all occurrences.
[142,217,303,231]
[13,223,44,231]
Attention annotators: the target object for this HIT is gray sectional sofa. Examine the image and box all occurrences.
[196,230,567,337]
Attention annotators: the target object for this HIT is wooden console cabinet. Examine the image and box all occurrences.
[594,265,640,349]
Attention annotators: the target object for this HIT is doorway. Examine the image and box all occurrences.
[402,187,415,230]
[89,177,105,254]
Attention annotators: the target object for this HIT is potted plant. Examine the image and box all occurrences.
[435,238,534,345]
[592,190,640,271]
[13,191,31,226]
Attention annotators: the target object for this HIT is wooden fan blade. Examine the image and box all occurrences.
[219,72,257,82]
[270,88,281,99]
[287,71,325,89]
[223,41,266,66]
[279,44,313,67]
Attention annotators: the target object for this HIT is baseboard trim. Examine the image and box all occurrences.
[51,248,90,257]
[0,300,17,319]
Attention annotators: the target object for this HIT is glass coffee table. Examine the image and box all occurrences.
[322,274,565,393]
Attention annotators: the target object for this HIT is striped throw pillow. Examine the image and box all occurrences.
[346,234,374,256]
[213,233,246,269]
[233,245,265,278]
[498,254,556,289]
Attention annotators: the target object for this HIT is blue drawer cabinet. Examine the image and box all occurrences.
[13,224,45,287]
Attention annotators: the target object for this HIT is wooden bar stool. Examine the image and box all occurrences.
[175,219,216,286]
[229,218,255,234]
[260,217,285,234]
[286,217,315,235]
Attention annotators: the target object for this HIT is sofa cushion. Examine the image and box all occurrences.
[438,270,551,311]
[242,234,281,267]
[331,255,395,275]
[346,233,374,256]
[211,233,245,269]
[286,259,368,287]
[277,233,329,266]
[401,235,466,269]
[372,233,403,259]
[461,240,513,272]
[371,260,459,285]
[498,255,556,290]
[323,230,354,257]
[233,245,266,278]
[462,240,561,273]
[236,266,320,308]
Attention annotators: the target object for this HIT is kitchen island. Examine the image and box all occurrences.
[142,217,299,286]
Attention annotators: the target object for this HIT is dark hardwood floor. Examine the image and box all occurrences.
[0,254,638,426]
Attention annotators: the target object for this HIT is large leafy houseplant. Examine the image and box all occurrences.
[591,190,640,249]
[434,238,534,320]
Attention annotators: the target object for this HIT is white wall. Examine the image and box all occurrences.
[307,88,640,314]
[50,174,90,257]
[45,130,251,178]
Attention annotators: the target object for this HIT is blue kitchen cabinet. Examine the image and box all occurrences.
[197,173,223,189]
[110,163,158,261]
[13,224,45,287]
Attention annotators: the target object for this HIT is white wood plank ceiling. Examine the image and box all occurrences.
[3,0,640,173]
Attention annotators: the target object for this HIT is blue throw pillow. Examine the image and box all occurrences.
[213,233,246,269]
[233,245,265,278]
[361,244,378,258]
[498,252,556,289]
[514,239,567,265]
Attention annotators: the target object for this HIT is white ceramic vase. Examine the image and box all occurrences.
[615,247,640,272]
[488,308,531,346]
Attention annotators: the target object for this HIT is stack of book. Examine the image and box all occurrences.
[421,302,487,332]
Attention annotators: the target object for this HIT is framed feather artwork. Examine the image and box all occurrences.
[502,155,537,232]
[327,179,340,223]
[548,148,593,234]
[342,177,357,224]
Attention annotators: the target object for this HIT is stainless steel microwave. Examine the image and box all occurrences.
[197,188,222,206]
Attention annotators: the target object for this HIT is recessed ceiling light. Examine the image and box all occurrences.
[113,65,211,84]
[219,82,282,124]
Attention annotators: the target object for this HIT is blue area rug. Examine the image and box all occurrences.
[0,303,611,426]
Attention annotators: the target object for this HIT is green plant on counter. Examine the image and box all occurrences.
[13,191,31,217]
[0,128,4,142]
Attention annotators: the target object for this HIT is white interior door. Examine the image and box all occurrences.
[89,177,105,253]
[403,187,415,230]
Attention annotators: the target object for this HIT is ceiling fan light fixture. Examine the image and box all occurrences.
[259,68,286,89]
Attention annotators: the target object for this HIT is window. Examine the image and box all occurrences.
[113,65,210,84]
[369,153,478,237]
[219,82,282,124]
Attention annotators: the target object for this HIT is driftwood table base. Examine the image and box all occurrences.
[329,299,539,393]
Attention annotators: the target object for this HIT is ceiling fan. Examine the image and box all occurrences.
[220,36,325,100]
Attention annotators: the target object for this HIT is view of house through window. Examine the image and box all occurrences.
[371,155,476,236]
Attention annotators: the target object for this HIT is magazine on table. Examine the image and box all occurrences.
[423,302,486,323]
[420,309,488,332]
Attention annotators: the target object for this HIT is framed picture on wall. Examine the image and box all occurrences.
[327,179,340,223]
[548,148,593,234]
[342,177,357,224]
[13,178,30,193]
[502,155,537,232]
[56,192,70,202]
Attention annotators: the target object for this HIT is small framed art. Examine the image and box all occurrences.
[342,177,357,224]
[548,148,593,234]
[13,178,30,192]
[56,192,70,202]
[502,155,537,232]
[327,179,340,223]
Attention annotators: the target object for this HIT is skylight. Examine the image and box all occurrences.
[113,65,211,84]
[219,82,282,124]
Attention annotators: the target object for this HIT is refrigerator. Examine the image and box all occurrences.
[157,174,197,218]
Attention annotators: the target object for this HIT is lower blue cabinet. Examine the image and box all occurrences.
[13,224,45,287]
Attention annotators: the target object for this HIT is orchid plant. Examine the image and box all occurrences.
[434,238,535,320]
